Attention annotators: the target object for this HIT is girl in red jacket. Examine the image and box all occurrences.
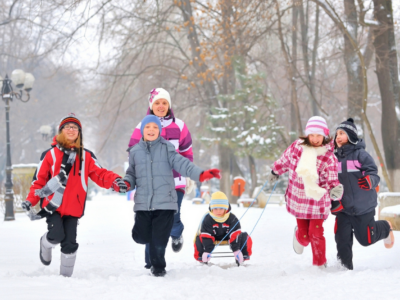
[22,113,127,277]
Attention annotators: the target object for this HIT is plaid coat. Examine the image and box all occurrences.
[273,140,340,220]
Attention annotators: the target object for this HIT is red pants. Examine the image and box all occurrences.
[296,219,326,266]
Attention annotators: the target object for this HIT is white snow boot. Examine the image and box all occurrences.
[40,233,56,266]
[293,226,304,255]
[60,251,77,277]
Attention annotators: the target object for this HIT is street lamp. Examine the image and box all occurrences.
[1,69,35,221]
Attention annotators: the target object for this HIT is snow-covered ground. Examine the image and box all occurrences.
[1,194,399,300]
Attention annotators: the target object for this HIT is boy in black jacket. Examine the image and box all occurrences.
[333,118,394,270]
[194,191,252,265]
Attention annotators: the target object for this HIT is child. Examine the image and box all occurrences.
[333,118,394,270]
[194,191,252,265]
[21,113,126,277]
[268,116,343,267]
[123,115,220,277]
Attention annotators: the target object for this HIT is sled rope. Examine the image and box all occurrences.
[209,178,276,257]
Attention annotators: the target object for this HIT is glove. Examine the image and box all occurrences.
[185,178,196,194]
[358,175,372,190]
[267,170,279,183]
[199,169,221,182]
[202,252,211,263]
[21,201,32,212]
[233,250,244,265]
[331,200,344,215]
[330,184,343,200]
[111,178,130,193]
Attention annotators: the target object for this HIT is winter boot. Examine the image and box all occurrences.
[384,221,395,249]
[40,233,56,266]
[171,235,184,253]
[60,251,77,277]
[150,266,166,277]
[293,226,304,255]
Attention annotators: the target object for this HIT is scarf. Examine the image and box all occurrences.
[209,211,230,223]
[295,145,328,201]
[35,147,76,214]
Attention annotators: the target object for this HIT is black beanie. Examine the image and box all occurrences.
[336,118,358,144]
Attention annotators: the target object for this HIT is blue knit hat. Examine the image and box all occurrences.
[140,115,162,136]
[209,191,230,212]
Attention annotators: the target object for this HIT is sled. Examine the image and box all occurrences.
[192,197,205,205]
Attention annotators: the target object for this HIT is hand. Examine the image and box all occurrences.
[111,178,129,193]
[358,175,372,190]
[233,250,244,264]
[21,201,32,212]
[267,170,279,183]
[199,169,221,182]
[331,200,344,215]
[202,252,211,263]
[330,184,343,200]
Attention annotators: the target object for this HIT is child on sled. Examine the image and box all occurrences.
[194,191,253,265]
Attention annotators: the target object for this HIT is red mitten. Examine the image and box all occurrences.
[358,175,372,190]
[199,169,221,182]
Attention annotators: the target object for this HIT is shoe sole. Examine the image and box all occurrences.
[293,226,304,255]
[40,237,51,266]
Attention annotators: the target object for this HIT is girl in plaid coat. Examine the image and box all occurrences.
[268,116,343,267]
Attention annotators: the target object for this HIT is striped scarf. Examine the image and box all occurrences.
[209,211,230,223]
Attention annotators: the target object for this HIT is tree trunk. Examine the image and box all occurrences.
[373,0,400,191]
[248,155,257,198]
[343,0,364,133]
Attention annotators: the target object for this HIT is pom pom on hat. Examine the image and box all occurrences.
[148,88,171,110]
[209,191,230,211]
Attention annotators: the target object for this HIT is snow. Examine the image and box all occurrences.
[1,194,400,300]
[381,204,400,216]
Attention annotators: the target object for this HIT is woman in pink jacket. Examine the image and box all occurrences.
[268,116,343,267]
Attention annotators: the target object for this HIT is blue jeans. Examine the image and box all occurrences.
[145,190,184,267]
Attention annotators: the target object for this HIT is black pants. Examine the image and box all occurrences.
[335,210,390,270]
[194,232,253,261]
[46,212,79,254]
[132,210,174,271]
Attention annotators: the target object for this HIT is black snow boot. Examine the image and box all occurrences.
[150,266,166,277]
[171,235,184,253]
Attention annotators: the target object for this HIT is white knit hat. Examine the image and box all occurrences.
[304,116,329,137]
[148,88,171,110]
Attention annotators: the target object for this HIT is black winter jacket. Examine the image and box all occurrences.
[334,140,380,216]
[199,213,242,252]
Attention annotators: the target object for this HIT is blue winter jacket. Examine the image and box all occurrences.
[124,136,203,212]
[334,139,380,216]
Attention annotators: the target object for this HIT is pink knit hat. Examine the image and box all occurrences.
[304,116,329,137]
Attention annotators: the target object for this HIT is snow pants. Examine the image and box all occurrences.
[335,210,390,270]
[45,212,79,254]
[296,219,326,266]
[193,232,253,261]
[145,190,184,267]
[132,210,174,271]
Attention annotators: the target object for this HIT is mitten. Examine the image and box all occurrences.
[233,250,244,264]
[111,178,129,193]
[331,200,344,215]
[21,201,32,212]
[202,252,211,263]
[185,178,196,194]
[199,169,221,182]
[330,184,343,200]
[358,175,372,190]
[267,170,279,183]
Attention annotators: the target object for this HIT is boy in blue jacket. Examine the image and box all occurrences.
[333,118,394,270]
[123,115,220,277]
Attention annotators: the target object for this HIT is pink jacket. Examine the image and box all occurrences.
[273,139,340,220]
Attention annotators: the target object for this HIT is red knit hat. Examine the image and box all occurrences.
[58,113,82,132]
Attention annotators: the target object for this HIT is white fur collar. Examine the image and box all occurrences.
[295,145,328,201]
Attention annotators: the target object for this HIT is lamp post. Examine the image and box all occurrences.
[0,70,35,221]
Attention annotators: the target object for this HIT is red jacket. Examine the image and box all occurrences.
[27,144,120,218]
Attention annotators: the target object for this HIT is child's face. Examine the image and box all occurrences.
[308,134,324,147]
[336,129,349,148]
[212,208,226,217]
[143,123,160,141]
[152,99,169,117]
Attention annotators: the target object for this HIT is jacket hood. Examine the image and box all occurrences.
[335,139,366,157]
